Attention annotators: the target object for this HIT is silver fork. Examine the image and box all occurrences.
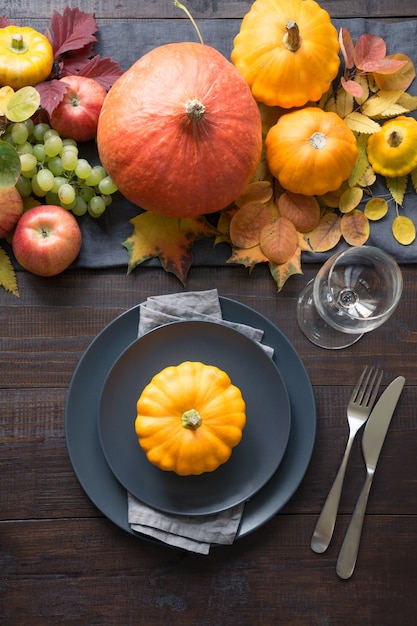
[311,366,383,554]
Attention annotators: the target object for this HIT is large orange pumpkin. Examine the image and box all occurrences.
[97,42,262,218]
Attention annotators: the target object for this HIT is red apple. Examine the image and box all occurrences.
[50,75,107,142]
[12,205,82,277]
[0,185,24,238]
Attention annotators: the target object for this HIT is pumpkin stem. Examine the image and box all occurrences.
[10,33,25,52]
[174,1,205,45]
[309,132,327,150]
[283,21,301,52]
[388,130,402,148]
[182,409,202,430]
[186,99,206,122]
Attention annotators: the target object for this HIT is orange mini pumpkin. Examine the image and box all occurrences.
[265,107,358,196]
[231,0,340,109]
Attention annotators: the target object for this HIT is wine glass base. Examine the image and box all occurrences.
[297,279,364,350]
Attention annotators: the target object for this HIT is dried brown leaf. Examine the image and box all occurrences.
[278,192,320,232]
[305,213,342,252]
[339,187,364,213]
[340,209,370,245]
[229,201,274,248]
[259,217,298,265]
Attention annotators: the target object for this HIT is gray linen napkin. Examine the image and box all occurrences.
[127,289,274,554]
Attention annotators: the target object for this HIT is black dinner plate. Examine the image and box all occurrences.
[65,297,316,540]
[97,320,291,516]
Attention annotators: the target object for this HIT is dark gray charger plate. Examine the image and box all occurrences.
[97,320,291,516]
[65,298,316,540]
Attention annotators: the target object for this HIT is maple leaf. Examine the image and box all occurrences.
[76,55,124,90]
[35,80,68,117]
[0,244,19,296]
[123,211,219,285]
[46,7,98,59]
[269,247,303,293]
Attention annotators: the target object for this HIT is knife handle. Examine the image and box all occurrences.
[336,472,373,579]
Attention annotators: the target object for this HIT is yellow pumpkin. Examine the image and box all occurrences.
[265,107,358,196]
[367,116,417,178]
[0,26,54,89]
[231,0,340,108]
[135,361,246,476]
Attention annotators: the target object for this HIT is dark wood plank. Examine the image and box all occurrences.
[5,0,417,20]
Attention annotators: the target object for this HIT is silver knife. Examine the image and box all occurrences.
[336,375,405,580]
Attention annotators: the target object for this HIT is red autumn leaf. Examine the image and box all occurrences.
[0,16,11,28]
[45,6,98,59]
[341,76,364,98]
[339,27,355,70]
[59,43,96,75]
[354,33,386,70]
[363,56,409,75]
[123,211,219,285]
[35,79,68,117]
[76,55,124,90]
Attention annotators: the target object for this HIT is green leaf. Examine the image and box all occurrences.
[6,86,40,122]
[0,244,19,296]
[0,140,21,187]
[386,175,407,205]
[348,134,370,187]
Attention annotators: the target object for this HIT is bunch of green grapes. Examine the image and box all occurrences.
[6,119,118,218]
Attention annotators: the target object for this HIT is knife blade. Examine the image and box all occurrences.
[336,375,405,580]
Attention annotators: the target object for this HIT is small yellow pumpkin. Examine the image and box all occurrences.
[367,116,417,178]
[265,107,358,196]
[0,25,54,89]
[231,0,340,108]
[135,361,246,476]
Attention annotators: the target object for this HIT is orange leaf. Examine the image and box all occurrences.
[339,27,355,69]
[305,213,342,252]
[259,217,298,265]
[235,180,273,207]
[229,201,274,248]
[278,192,320,232]
[228,244,268,269]
[341,209,370,245]
[269,247,303,292]
[373,53,416,91]
[123,210,218,285]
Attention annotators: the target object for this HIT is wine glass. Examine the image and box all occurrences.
[296,246,403,349]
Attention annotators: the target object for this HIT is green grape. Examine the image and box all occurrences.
[74,158,92,179]
[60,198,77,211]
[45,191,60,205]
[16,175,32,198]
[11,122,29,145]
[31,174,48,197]
[21,166,38,179]
[32,143,46,162]
[36,168,55,192]
[84,165,105,187]
[44,128,60,141]
[78,185,95,202]
[72,195,88,216]
[58,183,76,205]
[62,138,77,148]
[88,195,106,217]
[98,175,118,195]
[52,176,68,194]
[32,123,51,142]
[47,156,64,176]
[44,135,63,158]
[20,153,38,173]
[24,118,35,136]
[102,194,113,207]
[16,141,33,155]
[61,149,78,171]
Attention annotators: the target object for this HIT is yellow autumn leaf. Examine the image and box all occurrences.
[348,134,371,187]
[392,215,416,245]
[228,243,269,268]
[357,166,376,187]
[396,92,417,112]
[0,244,19,296]
[305,212,342,252]
[235,180,273,207]
[374,103,409,119]
[344,111,381,134]
[364,197,389,220]
[341,209,370,246]
[335,87,354,118]
[0,85,14,116]
[411,167,417,194]
[361,90,404,117]
[353,75,370,105]
[339,187,364,213]
[269,247,303,292]
[386,176,407,206]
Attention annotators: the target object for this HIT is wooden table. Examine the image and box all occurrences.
[1,2,416,624]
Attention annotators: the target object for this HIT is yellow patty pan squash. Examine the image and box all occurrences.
[367,116,417,178]
[0,25,54,89]
[265,107,358,196]
[135,361,246,476]
[231,0,340,108]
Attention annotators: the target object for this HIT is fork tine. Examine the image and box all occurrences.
[353,366,372,403]
[353,366,383,406]
[365,368,383,407]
